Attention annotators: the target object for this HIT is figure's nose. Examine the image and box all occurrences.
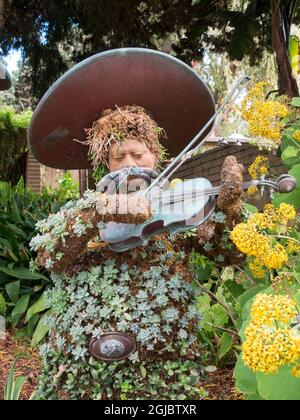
[122,154,137,168]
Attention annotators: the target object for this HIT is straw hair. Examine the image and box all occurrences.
[76,105,168,168]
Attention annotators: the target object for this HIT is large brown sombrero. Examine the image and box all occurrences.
[28,48,215,169]
[0,59,12,91]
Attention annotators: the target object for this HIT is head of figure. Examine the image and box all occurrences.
[85,105,167,173]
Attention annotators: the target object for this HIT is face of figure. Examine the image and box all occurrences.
[108,138,157,172]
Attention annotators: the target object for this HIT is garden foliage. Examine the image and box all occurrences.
[0,107,32,183]
[0,175,79,342]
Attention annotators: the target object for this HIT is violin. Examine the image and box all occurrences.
[96,76,297,252]
[97,167,296,253]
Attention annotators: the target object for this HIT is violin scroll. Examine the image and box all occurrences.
[276,175,297,193]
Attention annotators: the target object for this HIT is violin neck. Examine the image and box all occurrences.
[210,180,256,196]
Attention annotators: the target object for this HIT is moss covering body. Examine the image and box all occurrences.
[36,234,204,400]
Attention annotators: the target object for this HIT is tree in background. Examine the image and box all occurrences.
[0,1,299,101]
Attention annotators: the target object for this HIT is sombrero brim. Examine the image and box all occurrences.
[0,61,12,91]
[28,48,215,169]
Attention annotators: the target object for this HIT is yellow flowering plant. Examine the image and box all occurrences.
[231,202,299,279]
[232,82,300,400]
[241,82,300,209]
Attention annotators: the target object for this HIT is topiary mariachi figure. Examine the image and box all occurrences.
[28,49,244,400]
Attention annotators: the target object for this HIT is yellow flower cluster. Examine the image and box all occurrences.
[248,203,277,230]
[230,203,297,276]
[248,259,266,279]
[276,202,297,223]
[248,155,269,180]
[251,294,297,325]
[287,239,300,254]
[242,294,300,374]
[242,82,268,119]
[246,185,259,196]
[293,130,300,142]
[241,82,289,145]
[231,221,288,271]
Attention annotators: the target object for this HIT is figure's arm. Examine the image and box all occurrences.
[30,191,151,273]
[185,156,245,265]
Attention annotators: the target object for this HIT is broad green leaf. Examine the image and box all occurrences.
[5,280,20,304]
[291,97,300,107]
[4,359,17,400]
[221,266,234,282]
[31,310,51,346]
[25,293,50,322]
[11,376,27,400]
[0,293,7,315]
[196,263,213,281]
[256,366,300,400]
[272,163,300,209]
[6,223,27,239]
[11,294,30,328]
[246,393,263,400]
[281,133,300,153]
[10,196,22,224]
[0,238,13,251]
[197,294,211,309]
[0,266,49,281]
[243,203,258,214]
[281,146,300,169]
[218,332,233,359]
[140,366,147,378]
[26,313,40,336]
[211,304,228,327]
[233,354,258,396]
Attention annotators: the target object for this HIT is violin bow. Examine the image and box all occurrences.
[144,75,252,196]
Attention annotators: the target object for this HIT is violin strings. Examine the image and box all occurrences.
[153,181,255,205]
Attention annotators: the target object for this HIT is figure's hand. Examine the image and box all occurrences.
[217,156,244,211]
[195,155,245,266]
[95,191,152,224]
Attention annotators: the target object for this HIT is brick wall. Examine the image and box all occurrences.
[172,145,285,185]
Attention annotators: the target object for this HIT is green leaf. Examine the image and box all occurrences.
[291,97,300,107]
[4,359,17,400]
[10,196,22,224]
[245,393,263,400]
[140,366,147,378]
[195,262,213,281]
[5,280,20,303]
[6,223,27,239]
[3,358,27,400]
[256,365,300,400]
[243,203,258,214]
[31,310,51,346]
[281,146,300,169]
[11,294,30,328]
[221,266,234,282]
[0,266,49,281]
[11,375,27,400]
[218,332,233,359]
[25,313,40,336]
[211,304,228,327]
[233,354,258,396]
[25,292,50,322]
[272,163,300,209]
[0,293,7,315]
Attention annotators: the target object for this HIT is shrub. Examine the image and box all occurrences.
[0,174,78,343]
